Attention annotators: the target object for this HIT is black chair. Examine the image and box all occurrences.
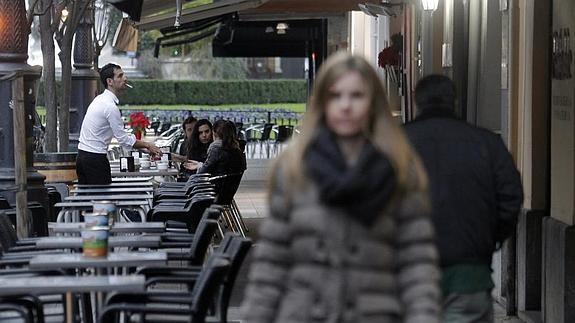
[259,123,275,158]
[158,207,224,246]
[151,196,215,233]
[0,197,11,209]
[164,219,219,266]
[46,186,62,222]
[2,202,49,237]
[107,234,252,323]
[159,122,172,134]
[210,173,247,237]
[99,256,230,323]
[0,302,36,323]
[273,124,294,155]
[150,121,161,135]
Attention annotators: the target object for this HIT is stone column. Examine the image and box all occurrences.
[70,0,99,151]
[0,0,47,211]
[544,0,575,322]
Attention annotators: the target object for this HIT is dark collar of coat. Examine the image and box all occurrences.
[412,106,460,123]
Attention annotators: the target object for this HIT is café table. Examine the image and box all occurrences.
[29,251,167,271]
[49,222,166,235]
[72,176,153,184]
[0,275,146,323]
[73,182,154,188]
[29,252,166,323]
[70,187,155,195]
[111,167,179,178]
[112,176,153,182]
[35,235,161,249]
[65,194,153,201]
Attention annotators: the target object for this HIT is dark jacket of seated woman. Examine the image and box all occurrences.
[197,120,247,176]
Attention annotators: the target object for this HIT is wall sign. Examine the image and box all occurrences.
[552,28,573,80]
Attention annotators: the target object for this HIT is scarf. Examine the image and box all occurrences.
[305,127,397,226]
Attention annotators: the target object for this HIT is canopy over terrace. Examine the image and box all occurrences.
[109,0,387,30]
[107,0,388,91]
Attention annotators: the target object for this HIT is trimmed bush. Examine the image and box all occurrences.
[119,80,177,105]
[36,79,307,106]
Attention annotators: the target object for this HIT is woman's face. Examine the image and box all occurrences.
[198,124,213,144]
[325,71,371,138]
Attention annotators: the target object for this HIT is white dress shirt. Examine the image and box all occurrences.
[78,89,136,154]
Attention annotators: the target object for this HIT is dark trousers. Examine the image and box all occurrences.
[443,291,494,323]
[76,150,112,184]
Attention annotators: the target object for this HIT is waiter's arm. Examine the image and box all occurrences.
[106,106,162,157]
[133,140,162,156]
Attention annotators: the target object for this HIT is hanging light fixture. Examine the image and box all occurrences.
[421,0,439,11]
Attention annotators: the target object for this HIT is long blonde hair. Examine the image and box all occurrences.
[271,51,427,197]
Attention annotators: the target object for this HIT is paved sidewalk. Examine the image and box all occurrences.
[494,303,524,323]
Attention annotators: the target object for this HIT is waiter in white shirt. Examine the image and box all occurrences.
[77,63,162,184]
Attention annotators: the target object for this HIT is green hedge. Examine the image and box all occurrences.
[36,79,307,106]
[120,80,177,105]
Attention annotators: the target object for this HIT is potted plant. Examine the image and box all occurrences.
[127,111,150,140]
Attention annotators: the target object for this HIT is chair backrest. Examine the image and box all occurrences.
[276,125,294,143]
[0,197,11,210]
[188,219,219,266]
[214,232,238,254]
[185,197,216,232]
[200,207,222,223]
[215,236,252,323]
[211,173,244,205]
[190,256,230,323]
[260,123,275,141]
[0,212,17,251]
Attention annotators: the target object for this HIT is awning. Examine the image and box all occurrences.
[110,0,386,30]
[136,0,269,31]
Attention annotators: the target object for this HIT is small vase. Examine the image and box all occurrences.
[134,130,142,140]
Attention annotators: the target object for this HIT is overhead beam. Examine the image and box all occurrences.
[136,0,268,31]
[246,0,387,13]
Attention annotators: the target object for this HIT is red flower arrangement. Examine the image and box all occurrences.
[127,111,150,139]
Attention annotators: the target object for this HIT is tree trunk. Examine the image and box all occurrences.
[39,1,58,152]
[58,41,73,151]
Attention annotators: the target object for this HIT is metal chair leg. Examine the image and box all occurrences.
[232,200,249,233]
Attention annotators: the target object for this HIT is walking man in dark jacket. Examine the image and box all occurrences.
[404,74,523,323]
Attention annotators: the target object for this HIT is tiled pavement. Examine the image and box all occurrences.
[230,180,525,323]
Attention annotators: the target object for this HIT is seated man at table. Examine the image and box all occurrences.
[170,116,198,162]
[77,63,162,184]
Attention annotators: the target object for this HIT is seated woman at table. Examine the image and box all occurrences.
[177,119,213,179]
[184,119,246,176]
[187,119,214,162]
[171,118,211,162]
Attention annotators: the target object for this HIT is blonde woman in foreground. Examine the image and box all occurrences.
[241,52,441,323]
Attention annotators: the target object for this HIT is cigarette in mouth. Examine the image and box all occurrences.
[125,83,133,89]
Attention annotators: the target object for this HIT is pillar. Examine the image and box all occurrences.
[544,0,575,321]
[0,0,48,216]
[70,1,99,151]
